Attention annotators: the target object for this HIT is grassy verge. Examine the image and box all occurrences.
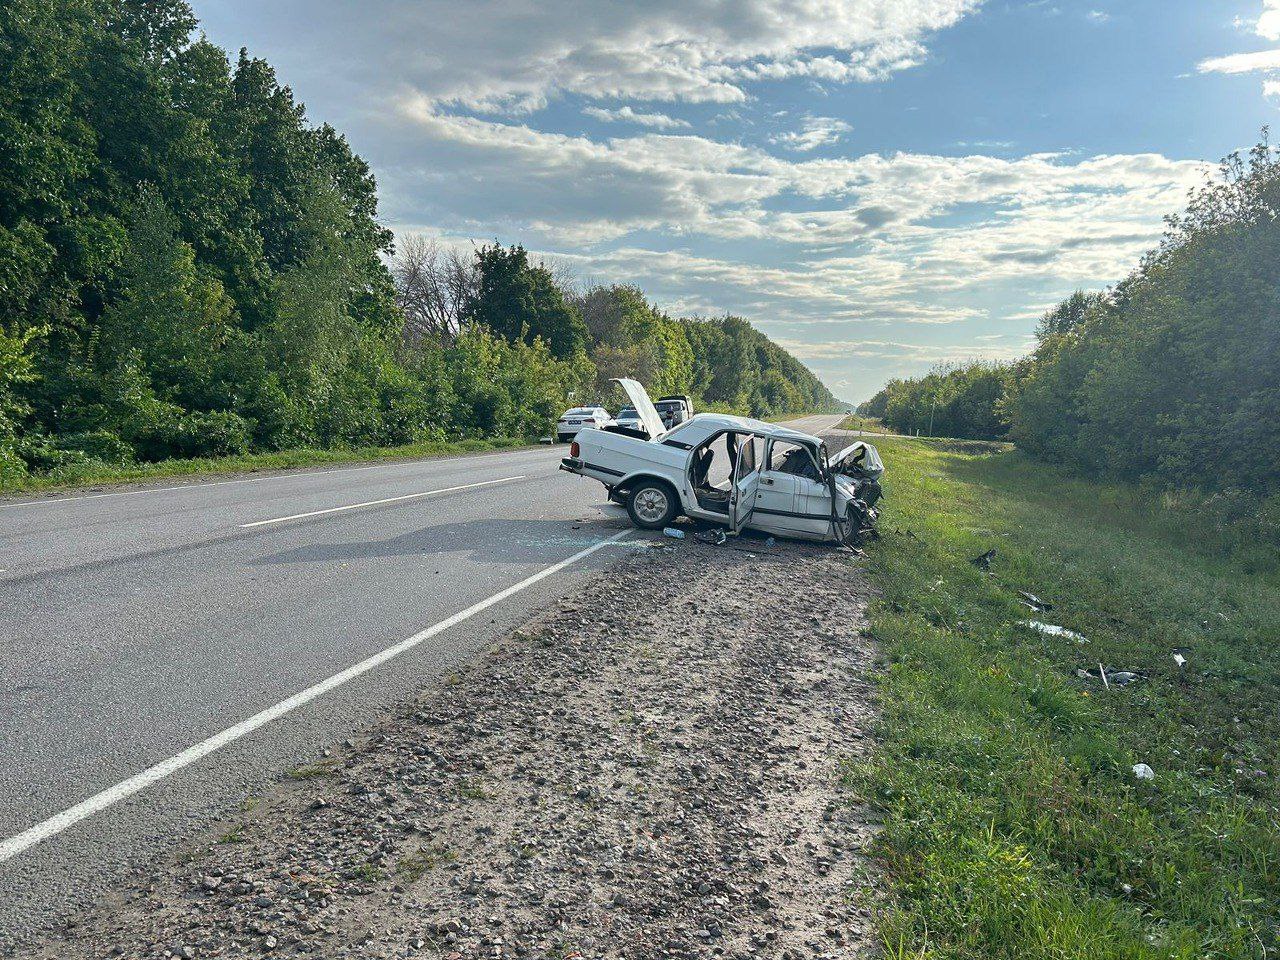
[853,437,1279,959]
[0,435,535,498]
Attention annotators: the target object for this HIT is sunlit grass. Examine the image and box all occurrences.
[855,438,1280,959]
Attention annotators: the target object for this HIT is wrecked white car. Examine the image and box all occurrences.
[560,379,883,544]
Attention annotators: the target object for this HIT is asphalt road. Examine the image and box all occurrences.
[0,415,847,947]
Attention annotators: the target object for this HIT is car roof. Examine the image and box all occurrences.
[675,412,822,446]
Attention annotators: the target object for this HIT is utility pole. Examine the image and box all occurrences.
[928,394,937,437]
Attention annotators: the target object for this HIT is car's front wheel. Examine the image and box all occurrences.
[627,480,678,530]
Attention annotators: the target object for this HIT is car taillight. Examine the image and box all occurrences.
[570,441,580,458]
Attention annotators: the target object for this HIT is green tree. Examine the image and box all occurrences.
[464,244,589,360]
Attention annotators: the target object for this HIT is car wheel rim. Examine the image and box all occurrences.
[635,488,668,523]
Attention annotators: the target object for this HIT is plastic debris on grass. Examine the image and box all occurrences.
[1074,665,1146,690]
[1020,620,1088,644]
[1132,763,1155,781]
[1018,590,1053,612]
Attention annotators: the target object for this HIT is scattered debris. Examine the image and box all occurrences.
[662,526,685,539]
[1019,620,1088,643]
[1077,665,1145,689]
[1018,590,1053,612]
[970,548,997,571]
[1132,763,1156,781]
[1172,650,1189,671]
[695,528,728,545]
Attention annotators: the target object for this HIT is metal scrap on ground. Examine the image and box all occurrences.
[1019,619,1088,644]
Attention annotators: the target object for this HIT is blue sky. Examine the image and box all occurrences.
[196,0,1275,402]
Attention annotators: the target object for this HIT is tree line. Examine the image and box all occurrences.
[0,0,836,484]
[859,137,1280,518]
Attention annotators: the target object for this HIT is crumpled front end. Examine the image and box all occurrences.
[831,472,881,547]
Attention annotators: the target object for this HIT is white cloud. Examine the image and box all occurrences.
[387,103,1207,370]
[393,102,1205,256]
[1197,5,1280,102]
[1258,0,1280,40]
[1197,48,1280,74]
[582,106,690,129]
[1086,10,1111,24]
[213,0,983,115]
[772,115,854,152]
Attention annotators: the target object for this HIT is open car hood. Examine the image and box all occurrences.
[827,440,884,480]
[613,378,665,440]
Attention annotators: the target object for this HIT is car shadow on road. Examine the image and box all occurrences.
[249,517,634,568]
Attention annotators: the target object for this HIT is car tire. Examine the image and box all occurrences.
[627,479,678,530]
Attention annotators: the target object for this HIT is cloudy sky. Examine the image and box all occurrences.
[196,0,1274,402]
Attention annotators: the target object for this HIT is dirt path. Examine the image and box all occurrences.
[25,535,880,960]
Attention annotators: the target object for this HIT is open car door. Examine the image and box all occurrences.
[612,378,666,440]
[728,435,761,533]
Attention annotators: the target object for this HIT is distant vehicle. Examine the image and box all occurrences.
[556,406,613,443]
[613,406,646,434]
[655,395,693,429]
[560,379,882,544]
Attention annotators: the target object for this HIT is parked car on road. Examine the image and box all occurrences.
[560,380,882,544]
[556,406,613,443]
[613,406,647,434]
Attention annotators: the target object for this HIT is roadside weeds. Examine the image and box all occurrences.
[856,437,1280,959]
[0,437,536,502]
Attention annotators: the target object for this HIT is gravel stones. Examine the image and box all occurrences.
[27,534,879,959]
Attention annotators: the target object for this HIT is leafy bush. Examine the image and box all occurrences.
[859,362,1012,440]
[56,429,135,465]
[1004,140,1280,498]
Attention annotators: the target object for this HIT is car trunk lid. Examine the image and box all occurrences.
[613,378,665,440]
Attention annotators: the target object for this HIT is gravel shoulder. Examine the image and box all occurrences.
[19,531,881,960]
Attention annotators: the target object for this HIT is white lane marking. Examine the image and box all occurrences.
[0,448,555,510]
[0,527,632,863]
[238,476,525,528]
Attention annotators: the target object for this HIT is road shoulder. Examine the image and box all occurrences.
[23,535,881,959]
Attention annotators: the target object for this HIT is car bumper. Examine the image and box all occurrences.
[559,456,584,474]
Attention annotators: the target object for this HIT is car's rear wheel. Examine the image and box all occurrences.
[627,480,678,529]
